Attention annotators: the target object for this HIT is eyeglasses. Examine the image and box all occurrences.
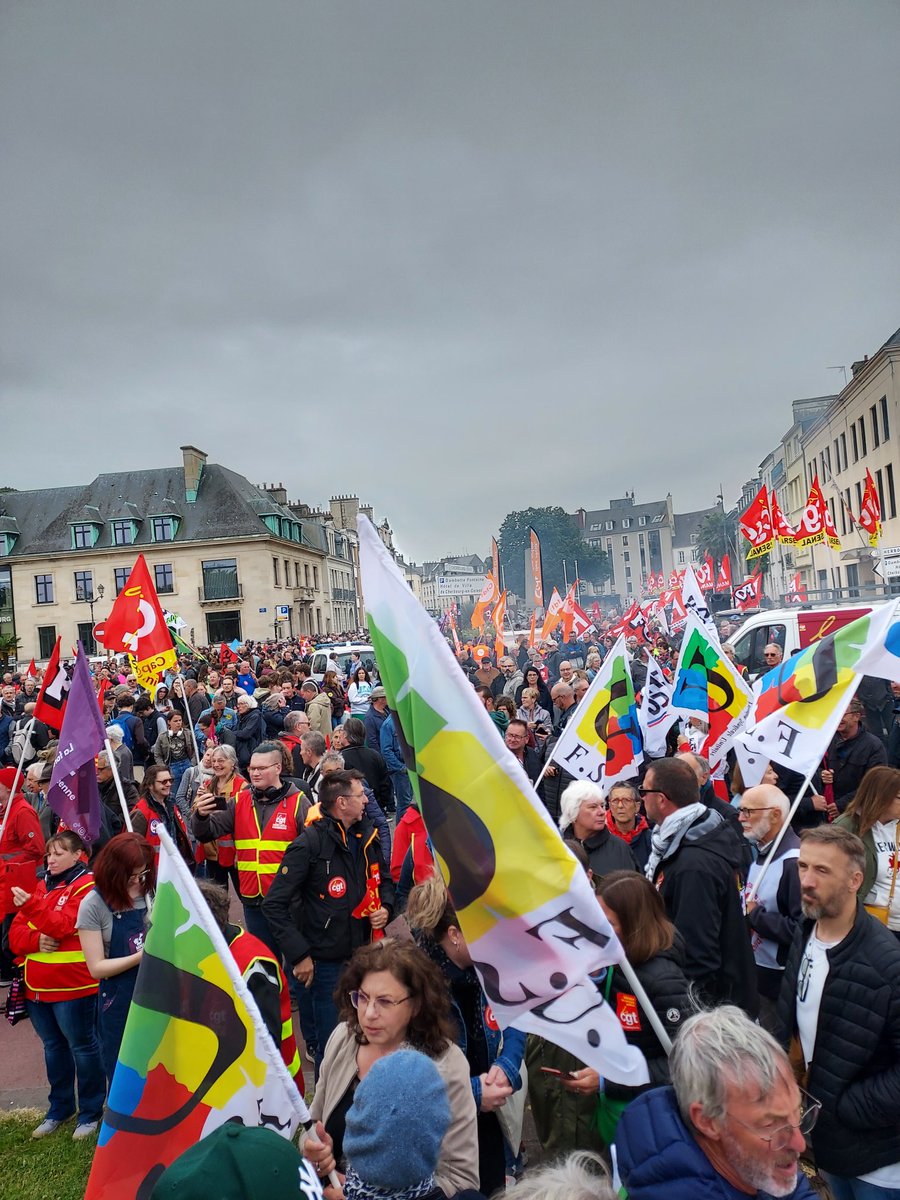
[349,989,412,1015]
[609,796,638,805]
[737,806,779,818]
[726,1090,821,1150]
[637,786,663,798]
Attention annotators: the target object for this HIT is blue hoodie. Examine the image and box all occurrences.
[615,1087,814,1200]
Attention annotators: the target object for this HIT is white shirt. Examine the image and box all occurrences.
[796,929,834,1067]
[865,820,900,931]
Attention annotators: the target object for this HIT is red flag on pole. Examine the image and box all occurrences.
[33,638,71,732]
[26,659,38,678]
[858,469,882,547]
[740,486,775,559]
[715,555,732,594]
[93,554,177,688]
[733,571,763,612]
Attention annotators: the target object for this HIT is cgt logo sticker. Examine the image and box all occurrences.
[328,877,347,899]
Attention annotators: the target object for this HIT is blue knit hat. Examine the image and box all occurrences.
[343,1050,450,1190]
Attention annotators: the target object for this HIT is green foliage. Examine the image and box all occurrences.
[695,509,748,574]
[0,1113,95,1200]
[498,507,609,600]
[0,634,21,668]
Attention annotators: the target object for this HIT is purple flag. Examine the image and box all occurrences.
[46,643,106,845]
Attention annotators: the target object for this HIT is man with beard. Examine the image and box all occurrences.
[778,825,900,1198]
[616,1005,814,1199]
[739,785,802,1032]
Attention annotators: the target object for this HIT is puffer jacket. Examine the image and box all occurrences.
[777,905,900,1177]
[615,1085,815,1200]
[560,822,637,878]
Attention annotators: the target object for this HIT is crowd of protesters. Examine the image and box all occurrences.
[2,609,900,1200]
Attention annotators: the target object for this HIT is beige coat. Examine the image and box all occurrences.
[305,692,334,740]
[308,1023,479,1196]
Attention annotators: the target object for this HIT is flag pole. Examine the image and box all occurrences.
[104,737,134,833]
[743,770,816,904]
[176,673,201,767]
[532,647,623,791]
[0,717,36,847]
[616,958,673,1054]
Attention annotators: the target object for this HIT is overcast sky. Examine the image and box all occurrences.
[3,1,898,562]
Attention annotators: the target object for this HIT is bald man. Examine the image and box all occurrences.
[739,784,802,1031]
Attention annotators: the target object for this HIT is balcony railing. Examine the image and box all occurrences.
[198,581,243,604]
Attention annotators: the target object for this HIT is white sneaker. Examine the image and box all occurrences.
[32,1118,62,1139]
[73,1120,99,1140]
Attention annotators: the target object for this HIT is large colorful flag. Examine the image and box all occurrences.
[548,635,643,795]
[769,489,795,545]
[32,637,71,731]
[733,571,763,612]
[46,645,106,844]
[715,554,733,594]
[85,827,307,1199]
[858,469,882,547]
[639,653,677,757]
[93,554,177,688]
[794,476,834,550]
[680,564,718,639]
[357,517,648,1086]
[740,486,774,560]
[471,574,499,630]
[670,613,753,766]
[540,587,564,640]
[528,527,544,608]
[735,602,900,782]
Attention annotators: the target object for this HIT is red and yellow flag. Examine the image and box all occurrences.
[559,583,579,642]
[769,489,795,545]
[740,485,774,559]
[858,469,882,547]
[93,554,177,688]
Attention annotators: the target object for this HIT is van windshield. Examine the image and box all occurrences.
[732,623,787,679]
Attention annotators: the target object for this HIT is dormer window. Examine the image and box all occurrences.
[638,515,647,527]
[71,523,98,549]
[605,520,615,531]
[111,520,136,545]
[151,516,176,542]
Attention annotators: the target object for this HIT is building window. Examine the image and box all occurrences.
[880,395,890,442]
[114,567,129,595]
[871,405,880,449]
[151,516,175,542]
[622,518,631,529]
[851,425,859,462]
[840,432,847,471]
[284,558,290,588]
[678,550,685,564]
[74,570,94,601]
[77,621,97,655]
[622,536,629,547]
[154,563,174,594]
[35,575,54,604]
[72,524,94,549]
[833,439,840,475]
[304,564,311,587]
[313,566,319,590]
[858,417,867,457]
[37,625,56,658]
[294,562,300,588]
[886,464,896,519]
[876,470,886,522]
[273,557,281,586]
[856,479,864,513]
[202,559,239,600]
[639,515,647,526]
[111,520,134,546]
[623,551,630,562]
[605,521,614,531]
[206,610,242,643]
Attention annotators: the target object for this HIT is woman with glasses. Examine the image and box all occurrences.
[514,664,553,714]
[192,745,245,891]
[406,873,526,1196]
[77,832,156,1082]
[302,940,479,1198]
[605,782,652,871]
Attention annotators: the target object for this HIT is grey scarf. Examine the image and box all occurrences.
[645,801,709,881]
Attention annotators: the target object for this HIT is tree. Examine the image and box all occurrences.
[696,508,746,572]
[0,634,21,668]
[497,507,610,602]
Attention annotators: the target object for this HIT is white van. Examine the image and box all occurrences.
[727,604,874,681]
[309,643,377,683]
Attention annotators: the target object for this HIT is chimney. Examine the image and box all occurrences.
[181,445,208,503]
[265,483,288,505]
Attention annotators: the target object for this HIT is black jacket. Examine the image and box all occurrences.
[341,743,393,813]
[234,708,265,769]
[603,935,692,1102]
[818,728,888,813]
[539,705,577,823]
[652,809,758,1017]
[777,905,900,1177]
[560,823,637,878]
[262,811,394,966]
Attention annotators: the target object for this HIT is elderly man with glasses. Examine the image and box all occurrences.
[616,1005,817,1200]
[739,784,802,1032]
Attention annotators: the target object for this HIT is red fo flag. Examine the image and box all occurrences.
[740,486,774,560]
[33,638,71,732]
[694,555,715,592]
[733,572,763,612]
[93,554,177,687]
[786,572,808,605]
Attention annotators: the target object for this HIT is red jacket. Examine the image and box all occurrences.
[389,808,434,885]
[0,794,45,918]
[9,866,98,1001]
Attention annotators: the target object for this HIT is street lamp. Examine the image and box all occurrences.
[76,582,105,650]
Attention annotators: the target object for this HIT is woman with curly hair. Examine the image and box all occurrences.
[302,939,479,1198]
[836,765,900,931]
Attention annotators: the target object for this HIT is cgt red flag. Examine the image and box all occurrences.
[94,554,177,687]
[740,486,775,560]
[33,638,72,732]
